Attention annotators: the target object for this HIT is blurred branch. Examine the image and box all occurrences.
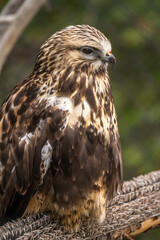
[0,15,16,23]
[0,170,160,239]
[0,0,48,74]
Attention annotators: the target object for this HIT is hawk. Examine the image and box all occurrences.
[0,25,122,228]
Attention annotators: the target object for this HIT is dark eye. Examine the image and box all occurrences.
[82,47,94,55]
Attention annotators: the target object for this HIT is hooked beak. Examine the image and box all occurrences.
[103,52,116,68]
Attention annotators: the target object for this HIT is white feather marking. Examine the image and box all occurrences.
[40,140,53,181]
[38,119,45,131]
[46,96,73,112]
[82,101,91,119]
[60,118,68,131]
[20,132,33,144]
[69,100,91,126]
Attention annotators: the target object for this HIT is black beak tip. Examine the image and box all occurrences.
[112,59,116,68]
[109,57,116,68]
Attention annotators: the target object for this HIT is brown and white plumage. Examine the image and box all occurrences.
[0,25,122,227]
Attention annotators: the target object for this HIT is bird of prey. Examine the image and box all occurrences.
[0,25,122,228]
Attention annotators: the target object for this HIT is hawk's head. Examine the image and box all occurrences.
[34,25,116,74]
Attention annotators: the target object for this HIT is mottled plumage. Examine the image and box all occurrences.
[0,25,122,228]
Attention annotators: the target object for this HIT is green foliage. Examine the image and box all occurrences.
[0,0,160,238]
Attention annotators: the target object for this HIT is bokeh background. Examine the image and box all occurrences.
[0,0,160,239]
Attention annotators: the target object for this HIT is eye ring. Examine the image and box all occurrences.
[81,47,94,55]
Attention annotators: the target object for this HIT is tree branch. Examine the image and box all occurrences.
[0,0,48,74]
[0,170,160,239]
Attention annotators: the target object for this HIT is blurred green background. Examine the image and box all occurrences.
[0,0,160,239]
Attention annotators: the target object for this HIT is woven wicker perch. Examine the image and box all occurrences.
[0,170,160,240]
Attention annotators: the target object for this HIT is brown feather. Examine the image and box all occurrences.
[0,25,123,228]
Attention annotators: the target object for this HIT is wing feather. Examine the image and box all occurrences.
[0,79,69,222]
